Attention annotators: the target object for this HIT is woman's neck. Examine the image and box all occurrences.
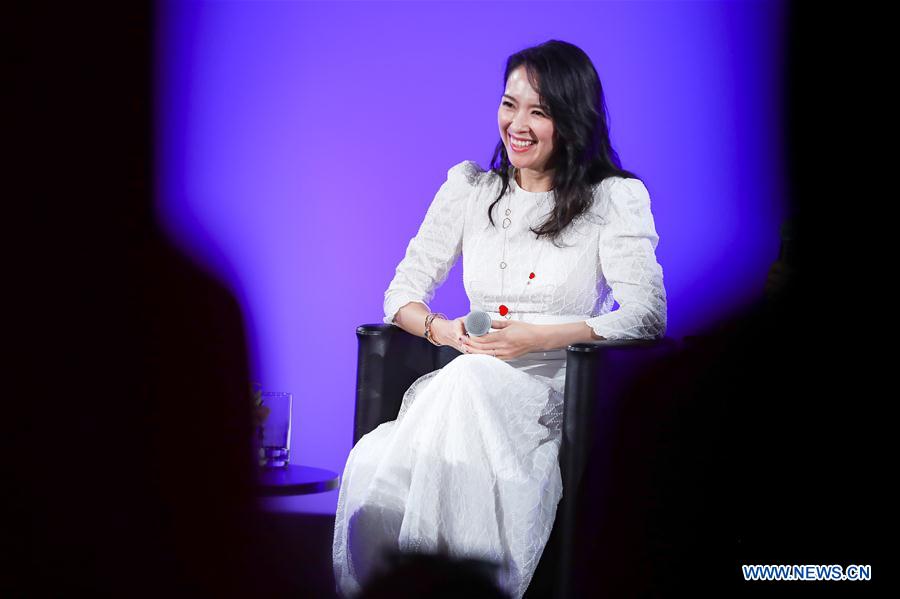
[515,167,554,192]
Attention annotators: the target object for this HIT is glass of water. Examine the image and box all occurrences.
[256,391,292,468]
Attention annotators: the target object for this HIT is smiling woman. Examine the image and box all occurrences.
[333,40,667,599]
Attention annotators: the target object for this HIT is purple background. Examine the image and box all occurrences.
[155,0,786,514]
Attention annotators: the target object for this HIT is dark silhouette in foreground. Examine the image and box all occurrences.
[358,549,510,599]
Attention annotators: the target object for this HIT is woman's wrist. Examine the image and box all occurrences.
[424,312,448,345]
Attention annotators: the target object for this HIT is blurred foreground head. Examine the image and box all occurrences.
[357,549,511,599]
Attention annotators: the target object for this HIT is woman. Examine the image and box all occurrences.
[333,40,667,598]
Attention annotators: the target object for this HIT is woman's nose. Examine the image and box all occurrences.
[510,113,530,132]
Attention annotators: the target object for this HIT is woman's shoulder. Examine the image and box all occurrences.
[446,159,492,189]
[592,175,649,203]
[586,175,651,223]
[594,174,633,192]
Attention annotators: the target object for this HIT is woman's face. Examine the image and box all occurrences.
[497,65,555,173]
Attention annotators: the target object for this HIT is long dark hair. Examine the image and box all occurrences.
[488,40,640,248]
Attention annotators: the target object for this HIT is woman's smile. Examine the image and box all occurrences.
[509,133,536,152]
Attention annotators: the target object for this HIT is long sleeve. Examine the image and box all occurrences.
[585,177,667,340]
[383,160,476,326]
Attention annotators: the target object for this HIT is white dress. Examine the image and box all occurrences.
[333,160,667,598]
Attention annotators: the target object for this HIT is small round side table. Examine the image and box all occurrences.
[257,464,340,497]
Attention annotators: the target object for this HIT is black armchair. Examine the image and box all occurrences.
[353,323,680,598]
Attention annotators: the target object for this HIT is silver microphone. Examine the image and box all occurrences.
[464,310,492,337]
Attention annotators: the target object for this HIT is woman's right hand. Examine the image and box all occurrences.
[431,316,469,353]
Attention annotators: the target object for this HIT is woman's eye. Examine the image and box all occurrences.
[501,101,547,117]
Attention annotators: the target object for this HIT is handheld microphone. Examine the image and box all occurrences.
[464,310,492,337]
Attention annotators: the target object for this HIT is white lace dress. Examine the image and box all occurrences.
[332,160,667,598]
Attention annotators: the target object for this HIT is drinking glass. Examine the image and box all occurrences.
[256,391,292,468]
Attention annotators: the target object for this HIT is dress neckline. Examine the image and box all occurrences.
[508,165,554,198]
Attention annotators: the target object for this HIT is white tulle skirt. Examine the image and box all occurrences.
[332,347,567,599]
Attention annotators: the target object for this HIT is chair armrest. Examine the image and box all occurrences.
[353,324,461,445]
[560,338,680,497]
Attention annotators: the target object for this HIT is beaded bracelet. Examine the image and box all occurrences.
[424,312,448,346]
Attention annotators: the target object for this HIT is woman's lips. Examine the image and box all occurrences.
[509,136,535,153]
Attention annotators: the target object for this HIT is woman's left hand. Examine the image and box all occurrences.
[460,320,542,360]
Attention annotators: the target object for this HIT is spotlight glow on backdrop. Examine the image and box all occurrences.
[156,0,786,514]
